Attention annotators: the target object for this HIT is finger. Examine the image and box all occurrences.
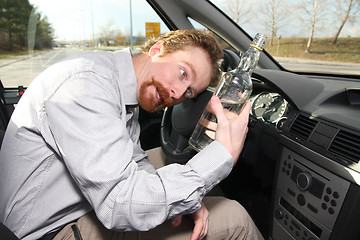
[198,217,207,239]
[203,221,208,239]
[202,205,209,239]
[239,102,251,123]
[209,96,227,124]
[240,101,251,118]
[189,221,203,240]
[204,212,209,239]
[170,215,182,228]
[205,129,215,139]
[232,101,250,124]
[198,203,208,239]
[233,103,251,133]
[199,117,218,131]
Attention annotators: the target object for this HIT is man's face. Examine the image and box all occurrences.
[138,46,212,112]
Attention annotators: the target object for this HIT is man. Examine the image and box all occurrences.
[0,30,263,240]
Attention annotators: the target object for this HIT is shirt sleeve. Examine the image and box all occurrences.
[43,73,233,232]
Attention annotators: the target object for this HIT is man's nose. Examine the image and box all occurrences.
[170,84,188,100]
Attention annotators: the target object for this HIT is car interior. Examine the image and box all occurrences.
[1,0,359,239]
[0,83,19,238]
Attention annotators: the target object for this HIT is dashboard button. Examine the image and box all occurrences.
[297,194,306,206]
[275,208,284,220]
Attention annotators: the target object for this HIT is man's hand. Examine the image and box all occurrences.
[170,202,209,240]
[210,95,251,164]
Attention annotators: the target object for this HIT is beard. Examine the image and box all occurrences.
[139,77,174,112]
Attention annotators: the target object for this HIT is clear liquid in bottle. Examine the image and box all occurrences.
[189,33,267,152]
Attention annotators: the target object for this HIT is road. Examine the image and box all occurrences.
[276,57,360,75]
[0,48,359,88]
[0,48,84,87]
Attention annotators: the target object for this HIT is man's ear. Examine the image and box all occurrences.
[149,41,164,57]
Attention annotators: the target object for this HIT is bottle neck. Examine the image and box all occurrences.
[236,46,262,74]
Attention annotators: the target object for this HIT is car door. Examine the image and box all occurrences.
[0,81,22,143]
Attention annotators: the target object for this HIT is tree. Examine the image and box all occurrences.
[35,15,54,49]
[223,0,253,25]
[260,0,290,45]
[0,0,54,51]
[0,0,32,50]
[306,0,319,52]
[332,0,359,44]
[98,20,120,46]
[296,0,329,53]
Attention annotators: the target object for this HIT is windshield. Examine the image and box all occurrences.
[0,0,169,88]
[0,0,359,88]
[211,0,360,76]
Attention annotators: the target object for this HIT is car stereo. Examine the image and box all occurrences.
[271,146,350,240]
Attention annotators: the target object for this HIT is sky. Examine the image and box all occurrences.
[29,0,359,41]
[29,0,170,41]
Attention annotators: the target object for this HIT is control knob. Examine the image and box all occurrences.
[297,172,312,190]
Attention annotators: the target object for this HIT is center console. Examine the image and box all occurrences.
[271,146,350,240]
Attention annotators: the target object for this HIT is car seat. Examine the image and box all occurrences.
[0,81,7,144]
[0,80,20,239]
[0,222,20,240]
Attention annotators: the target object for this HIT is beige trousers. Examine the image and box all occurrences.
[54,148,264,240]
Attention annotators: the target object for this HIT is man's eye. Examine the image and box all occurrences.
[185,88,193,98]
[180,69,187,78]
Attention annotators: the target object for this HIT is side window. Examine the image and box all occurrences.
[0,0,169,88]
[188,17,236,51]
[188,17,238,82]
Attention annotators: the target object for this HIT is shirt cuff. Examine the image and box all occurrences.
[187,141,233,192]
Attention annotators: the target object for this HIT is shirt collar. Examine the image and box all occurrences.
[114,48,139,106]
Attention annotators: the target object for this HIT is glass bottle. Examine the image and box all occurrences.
[188,33,267,152]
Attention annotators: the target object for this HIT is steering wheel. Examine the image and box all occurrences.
[160,49,241,163]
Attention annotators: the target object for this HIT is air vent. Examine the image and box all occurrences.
[329,130,360,163]
[289,114,318,140]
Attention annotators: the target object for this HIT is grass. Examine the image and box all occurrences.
[0,48,43,58]
[0,49,28,58]
[264,37,360,63]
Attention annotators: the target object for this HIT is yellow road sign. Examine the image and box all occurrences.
[146,22,160,38]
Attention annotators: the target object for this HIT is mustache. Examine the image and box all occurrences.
[151,77,173,107]
[139,77,174,112]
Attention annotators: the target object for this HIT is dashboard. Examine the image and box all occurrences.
[247,68,360,190]
[247,69,360,240]
[249,69,360,171]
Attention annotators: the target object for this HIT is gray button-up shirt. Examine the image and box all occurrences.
[0,48,233,239]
